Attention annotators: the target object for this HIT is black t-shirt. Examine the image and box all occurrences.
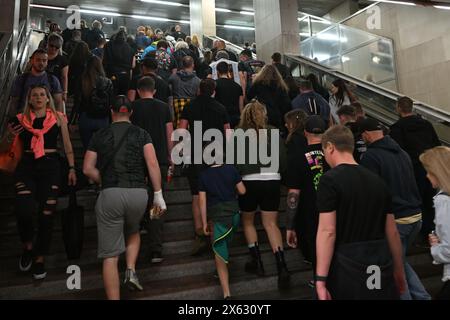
[215,78,243,128]
[47,54,69,86]
[247,82,291,130]
[172,31,187,41]
[103,40,134,73]
[88,122,152,190]
[274,63,291,80]
[129,73,171,103]
[316,164,391,245]
[285,143,329,231]
[10,116,60,150]
[180,95,230,162]
[130,98,172,166]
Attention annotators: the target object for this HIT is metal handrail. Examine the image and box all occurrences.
[285,54,450,123]
[0,20,32,134]
[204,35,257,60]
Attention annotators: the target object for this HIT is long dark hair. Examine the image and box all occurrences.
[332,79,355,106]
[82,56,106,97]
[284,109,307,143]
[69,41,91,70]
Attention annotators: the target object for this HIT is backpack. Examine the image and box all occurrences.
[155,49,172,72]
[242,60,265,92]
[307,97,321,116]
[87,77,113,117]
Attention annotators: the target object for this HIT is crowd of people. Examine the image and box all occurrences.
[0,20,449,301]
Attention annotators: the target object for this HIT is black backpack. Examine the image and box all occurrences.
[87,76,113,117]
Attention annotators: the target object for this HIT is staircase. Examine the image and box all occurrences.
[0,165,445,300]
[0,83,445,302]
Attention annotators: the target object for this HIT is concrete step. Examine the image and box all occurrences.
[0,246,307,299]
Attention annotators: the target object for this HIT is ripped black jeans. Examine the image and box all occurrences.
[14,153,61,256]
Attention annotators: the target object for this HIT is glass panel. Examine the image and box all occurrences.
[310,19,332,36]
[300,39,312,59]
[310,26,340,62]
[321,56,342,71]
[299,18,311,41]
[338,24,377,53]
[341,39,395,87]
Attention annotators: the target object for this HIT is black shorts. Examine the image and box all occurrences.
[238,180,281,212]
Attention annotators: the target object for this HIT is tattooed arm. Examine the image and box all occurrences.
[286,189,300,248]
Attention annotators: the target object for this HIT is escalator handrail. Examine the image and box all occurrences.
[204,35,257,60]
[285,54,450,123]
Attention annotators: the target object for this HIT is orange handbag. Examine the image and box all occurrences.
[0,137,23,175]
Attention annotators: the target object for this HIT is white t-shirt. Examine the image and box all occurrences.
[210,58,241,86]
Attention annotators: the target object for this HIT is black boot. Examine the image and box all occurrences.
[275,248,290,290]
[245,243,265,276]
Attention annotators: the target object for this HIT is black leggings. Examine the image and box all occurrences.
[14,153,61,256]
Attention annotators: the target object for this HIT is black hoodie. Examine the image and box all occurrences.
[390,115,440,167]
[360,136,422,220]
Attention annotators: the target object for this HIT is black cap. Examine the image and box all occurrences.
[359,118,383,132]
[305,115,326,134]
[111,95,132,113]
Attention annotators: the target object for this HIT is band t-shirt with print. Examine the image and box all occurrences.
[285,143,330,231]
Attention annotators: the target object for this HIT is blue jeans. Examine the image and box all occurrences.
[397,220,431,300]
[78,112,110,150]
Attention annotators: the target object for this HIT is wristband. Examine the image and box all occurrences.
[315,275,328,282]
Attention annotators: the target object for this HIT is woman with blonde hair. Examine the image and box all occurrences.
[420,146,450,300]
[247,65,292,133]
[1,85,76,280]
[236,100,290,290]
[145,26,155,41]
[190,34,204,59]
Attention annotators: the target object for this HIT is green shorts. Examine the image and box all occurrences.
[212,213,240,264]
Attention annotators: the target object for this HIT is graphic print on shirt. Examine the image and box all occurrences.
[304,150,326,190]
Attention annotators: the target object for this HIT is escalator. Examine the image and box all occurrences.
[285,54,450,145]
[204,34,450,146]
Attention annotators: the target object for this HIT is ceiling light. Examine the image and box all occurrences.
[434,5,450,10]
[29,4,65,11]
[223,25,255,31]
[79,9,122,16]
[240,11,255,16]
[216,8,232,13]
[368,0,416,6]
[178,20,190,24]
[140,0,185,7]
[372,56,381,64]
[342,56,350,63]
[131,15,170,21]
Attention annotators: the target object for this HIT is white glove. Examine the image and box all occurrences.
[153,190,167,212]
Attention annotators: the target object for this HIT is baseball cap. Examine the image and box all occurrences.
[359,118,383,132]
[305,115,326,134]
[111,95,132,113]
